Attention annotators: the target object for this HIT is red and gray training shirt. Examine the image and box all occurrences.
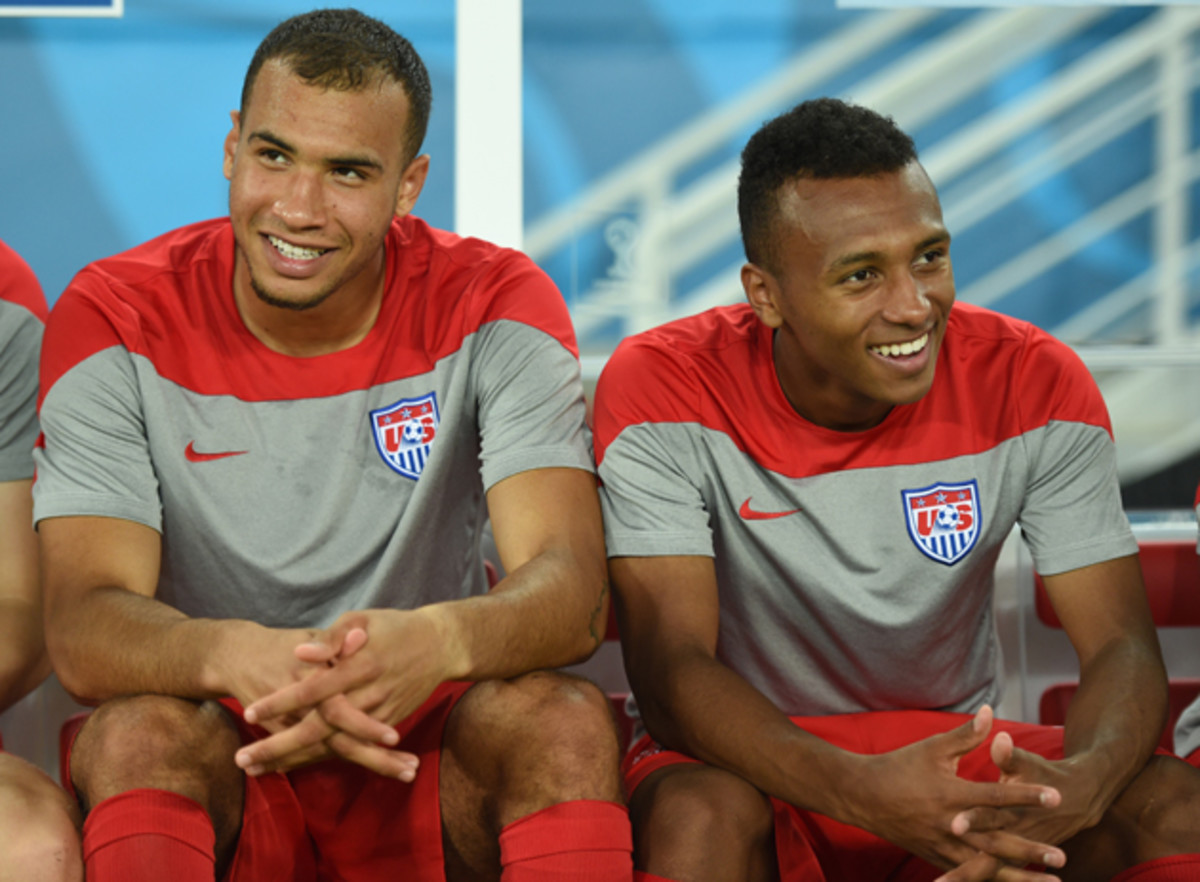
[0,238,48,483]
[594,302,1136,717]
[33,215,592,628]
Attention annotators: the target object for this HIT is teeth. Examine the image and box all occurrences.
[871,333,929,358]
[268,235,327,261]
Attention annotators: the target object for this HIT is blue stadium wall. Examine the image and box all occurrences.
[0,1,1183,342]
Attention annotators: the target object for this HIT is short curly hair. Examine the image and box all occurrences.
[738,98,917,270]
[241,8,432,165]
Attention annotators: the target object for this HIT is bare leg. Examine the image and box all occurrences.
[629,764,779,882]
[1062,754,1200,881]
[70,695,245,875]
[0,752,82,882]
[439,670,625,881]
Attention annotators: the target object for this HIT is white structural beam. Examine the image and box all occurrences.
[455,0,523,249]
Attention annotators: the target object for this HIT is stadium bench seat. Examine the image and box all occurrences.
[1039,678,1200,752]
[1034,539,1200,752]
[1034,540,1200,629]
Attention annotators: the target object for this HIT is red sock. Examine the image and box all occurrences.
[83,789,215,881]
[1112,856,1200,881]
[499,799,633,880]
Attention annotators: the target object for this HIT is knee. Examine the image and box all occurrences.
[0,757,82,882]
[1124,755,1200,849]
[0,820,82,882]
[449,671,623,805]
[71,695,240,808]
[468,671,621,762]
[631,765,775,857]
[74,695,237,775]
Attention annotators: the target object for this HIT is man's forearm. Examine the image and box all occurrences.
[422,545,606,683]
[1061,636,1167,801]
[49,586,256,704]
[633,645,871,823]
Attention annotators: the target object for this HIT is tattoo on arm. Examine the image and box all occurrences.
[588,579,610,646]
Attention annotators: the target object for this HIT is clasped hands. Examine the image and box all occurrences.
[232,609,447,781]
[230,631,1101,881]
[856,705,1104,882]
[840,705,1108,882]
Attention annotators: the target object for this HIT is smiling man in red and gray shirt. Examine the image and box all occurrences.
[594,97,1200,882]
[33,10,630,882]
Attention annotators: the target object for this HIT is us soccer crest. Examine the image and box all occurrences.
[370,392,440,480]
[901,480,981,566]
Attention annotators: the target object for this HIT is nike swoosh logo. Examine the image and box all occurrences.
[739,498,801,521]
[185,441,249,463]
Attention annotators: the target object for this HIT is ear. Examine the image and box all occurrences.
[223,110,241,182]
[394,154,431,218]
[742,262,784,329]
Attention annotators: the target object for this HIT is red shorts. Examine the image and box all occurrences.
[623,710,1067,882]
[67,682,473,882]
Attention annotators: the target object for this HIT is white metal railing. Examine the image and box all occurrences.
[958,153,1200,313]
[939,8,1200,330]
[548,6,1200,482]
[531,6,1200,355]
[1079,343,1200,369]
[1055,235,1200,341]
[641,5,1110,331]
[663,4,1123,327]
[1155,10,1193,347]
[524,9,938,259]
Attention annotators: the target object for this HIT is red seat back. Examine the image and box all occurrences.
[1039,678,1200,751]
[58,711,90,792]
[1035,541,1200,629]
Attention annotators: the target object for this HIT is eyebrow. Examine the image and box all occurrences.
[828,232,951,272]
[248,130,384,173]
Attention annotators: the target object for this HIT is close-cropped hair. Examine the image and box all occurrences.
[241,7,432,164]
[738,97,918,269]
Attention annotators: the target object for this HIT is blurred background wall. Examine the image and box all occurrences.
[1,0,1197,502]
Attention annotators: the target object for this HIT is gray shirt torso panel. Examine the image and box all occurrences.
[36,321,591,628]
[597,304,1136,717]
[1176,696,1200,759]
[602,420,1116,715]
